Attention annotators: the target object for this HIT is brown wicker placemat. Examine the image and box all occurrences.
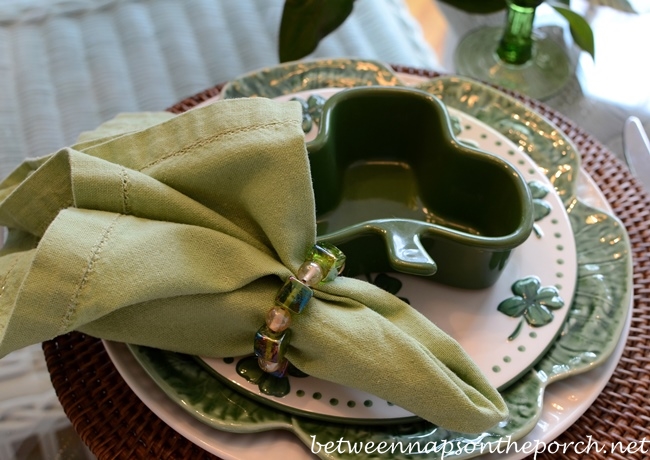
[43,68,650,460]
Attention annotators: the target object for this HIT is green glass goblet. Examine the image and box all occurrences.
[454,0,571,100]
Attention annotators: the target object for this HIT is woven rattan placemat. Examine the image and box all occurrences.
[43,69,650,460]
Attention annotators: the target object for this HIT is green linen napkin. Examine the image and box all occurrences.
[0,98,507,433]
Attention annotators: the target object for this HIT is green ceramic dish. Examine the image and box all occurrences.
[221,62,580,209]
[414,77,580,206]
[309,86,533,287]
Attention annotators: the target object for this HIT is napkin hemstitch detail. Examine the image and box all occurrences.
[119,167,131,215]
[60,213,121,333]
[139,119,299,172]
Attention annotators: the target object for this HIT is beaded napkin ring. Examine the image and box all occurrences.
[254,242,346,377]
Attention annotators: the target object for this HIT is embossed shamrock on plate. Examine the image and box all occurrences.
[498,276,564,341]
[366,272,410,304]
[292,94,326,133]
[529,180,552,238]
[234,356,308,397]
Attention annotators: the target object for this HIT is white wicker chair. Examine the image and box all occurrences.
[0,1,440,458]
[0,345,94,459]
[0,0,440,178]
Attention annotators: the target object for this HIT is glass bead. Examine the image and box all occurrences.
[307,242,346,283]
[307,94,325,111]
[275,276,313,314]
[296,261,324,286]
[258,357,289,377]
[266,306,292,333]
[254,325,291,363]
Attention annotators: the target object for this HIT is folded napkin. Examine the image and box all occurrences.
[0,98,507,433]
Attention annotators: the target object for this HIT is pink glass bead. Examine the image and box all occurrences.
[296,261,324,286]
[266,306,292,333]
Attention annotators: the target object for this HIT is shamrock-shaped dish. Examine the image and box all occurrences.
[308,86,534,288]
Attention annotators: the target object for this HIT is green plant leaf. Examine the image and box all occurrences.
[279,0,355,62]
[550,3,595,59]
[438,0,507,14]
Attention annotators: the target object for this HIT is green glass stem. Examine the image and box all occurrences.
[497,1,539,65]
[453,0,571,100]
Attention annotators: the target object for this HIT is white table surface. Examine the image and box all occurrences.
[436,0,650,165]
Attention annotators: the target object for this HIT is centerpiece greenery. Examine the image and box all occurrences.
[279,0,595,62]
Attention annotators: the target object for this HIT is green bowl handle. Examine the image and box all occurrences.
[381,221,437,276]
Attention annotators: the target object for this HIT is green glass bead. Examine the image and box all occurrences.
[308,242,346,283]
[258,357,289,377]
[275,276,313,314]
[254,325,291,363]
